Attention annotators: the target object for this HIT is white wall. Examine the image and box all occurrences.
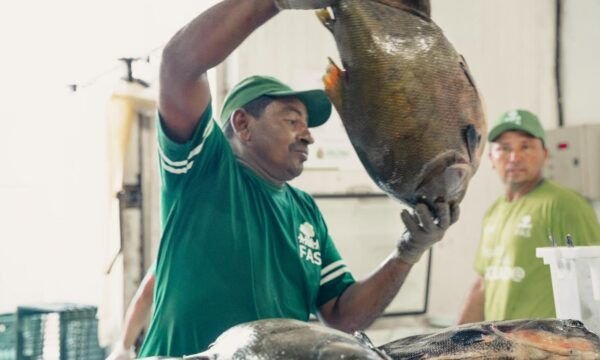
[0,81,112,313]
[561,0,600,125]
[0,0,217,314]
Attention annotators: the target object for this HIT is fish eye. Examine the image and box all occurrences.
[463,124,480,162]
[565,319,585,328]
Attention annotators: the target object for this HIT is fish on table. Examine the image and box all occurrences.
[188,318,390,359]
[179,318,600,360]
[379,318,600,359]
[277,0,487,208]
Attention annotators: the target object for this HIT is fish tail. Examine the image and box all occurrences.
[275,0,338,10]
[323,58,344,111]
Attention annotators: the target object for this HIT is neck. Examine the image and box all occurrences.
[230,137,289,188]
[236,156,285,188]
[505,177,544,201]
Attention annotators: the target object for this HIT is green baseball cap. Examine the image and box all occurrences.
[488,109,546,143]
[219,75,332,128]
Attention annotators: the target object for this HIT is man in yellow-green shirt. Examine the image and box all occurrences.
[458,109,600,323]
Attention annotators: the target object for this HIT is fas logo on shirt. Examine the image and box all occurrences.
[516,215,532,237]
[298,222,322,265]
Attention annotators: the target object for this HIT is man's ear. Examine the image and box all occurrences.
[231,109,251,141]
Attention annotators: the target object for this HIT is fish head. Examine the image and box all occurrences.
[370,107,486,209]
[408,110,486,207]
[494,319,600,355]
[379,319,600,359]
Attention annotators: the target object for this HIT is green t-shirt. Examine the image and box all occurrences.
[474,179,600,321]
[138,105,355,357]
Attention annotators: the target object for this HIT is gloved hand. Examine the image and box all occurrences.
[106,344,134,360]
[397,200,460,264]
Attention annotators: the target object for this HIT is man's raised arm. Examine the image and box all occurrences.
[159,0,280,142]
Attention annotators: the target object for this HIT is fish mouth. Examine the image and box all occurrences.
[413,151,472,206]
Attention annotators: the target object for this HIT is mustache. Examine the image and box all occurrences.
[289,142,309,154]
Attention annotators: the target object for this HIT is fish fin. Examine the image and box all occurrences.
[463,124,481,163]
[275,0,338,10]
[355,332,393,359]
[323,58,345,112]
[316,8,335,33]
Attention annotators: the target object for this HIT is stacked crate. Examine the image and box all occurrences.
[0,304,105,360]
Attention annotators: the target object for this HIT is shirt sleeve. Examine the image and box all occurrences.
[156,104,225,191]
[316,238,355,307]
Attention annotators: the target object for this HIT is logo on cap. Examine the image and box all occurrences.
[504,110,522,125]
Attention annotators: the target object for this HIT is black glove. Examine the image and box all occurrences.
[397,200,460,264]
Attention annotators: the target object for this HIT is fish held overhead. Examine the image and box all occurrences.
[276,0,487,208]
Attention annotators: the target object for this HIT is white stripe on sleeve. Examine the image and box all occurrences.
[321,260,345,277]
[158,119,215,174]
[320,267,351,286]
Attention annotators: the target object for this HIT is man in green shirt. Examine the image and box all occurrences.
[107,0,459,358]
[457,109,600,324]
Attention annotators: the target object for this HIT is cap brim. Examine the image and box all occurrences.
[488,123,534,142]
[270,89,332,128]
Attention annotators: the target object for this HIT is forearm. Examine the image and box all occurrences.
[457,276,485,324]
[162,0,279,81]
[118,296,153,349]
[320,251,412,333]
[117,272,155,350]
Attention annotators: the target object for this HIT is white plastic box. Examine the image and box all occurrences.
[536,246,600,335]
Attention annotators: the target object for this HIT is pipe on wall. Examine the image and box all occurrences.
[555,0,564,127]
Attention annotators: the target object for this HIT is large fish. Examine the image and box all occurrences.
[379,319,600,359]
[277,0,487,207]
[188,318,390,359]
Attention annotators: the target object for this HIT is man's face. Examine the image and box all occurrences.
[246,97,314,182]
[489,131,548,188]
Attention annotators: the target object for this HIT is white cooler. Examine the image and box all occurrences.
[537,246,600,335]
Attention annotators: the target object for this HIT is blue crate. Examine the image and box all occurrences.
[0,313,16,360]
[2,303,107,360]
